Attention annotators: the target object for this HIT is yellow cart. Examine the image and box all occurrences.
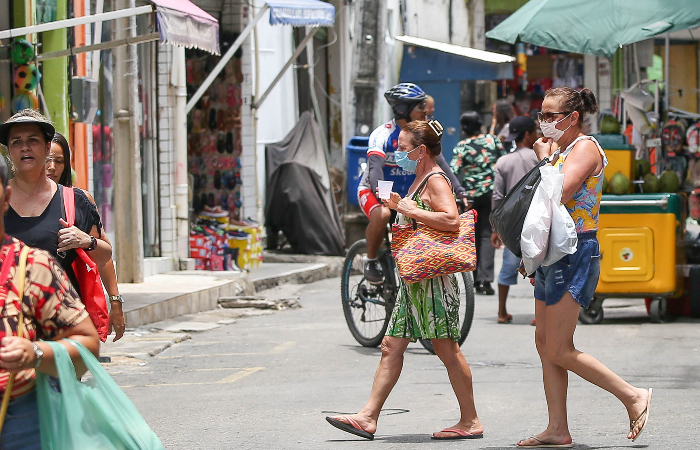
[579,193,695,323]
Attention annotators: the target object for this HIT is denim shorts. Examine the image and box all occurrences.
[498,247,521,286]
[534,232,601,308]
[0,389,41,450]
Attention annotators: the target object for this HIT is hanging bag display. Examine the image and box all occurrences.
[490,157,552,258]
[36,339,165,449]
[391,172,477,284]
[62,186,109,342]
[0,245,30,435]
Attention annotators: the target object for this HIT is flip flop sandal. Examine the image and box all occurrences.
[220,193,229,208]
[325,416,374,440]
[218,109,225,131]
[226,132,234,154]
[200,174,208,189]
[227,84,237,107]
[192,194,201,212]
[192,110,202,133]
[217,133,225,153]
[631,388,652,442]
[200,193,208,210]
[209,108,217,131]
[199,157,206,172]
[221,171,231,189]
[516,436,574,448]
[225,110,235,130]
[214,170,222,189]
[207,193,215,207]
[201,96,210,111]
[431,428,484,440]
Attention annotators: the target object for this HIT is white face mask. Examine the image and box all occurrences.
[540,113,573,142]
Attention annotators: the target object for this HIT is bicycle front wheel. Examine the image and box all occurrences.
[340,239,393,347]
[419,271,475,354]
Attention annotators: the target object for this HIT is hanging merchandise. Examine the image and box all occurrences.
[686,121,700,156]
[12,39,35,65]
[0,93,5,110]
[11,90,39,112]
[14,64,41,91]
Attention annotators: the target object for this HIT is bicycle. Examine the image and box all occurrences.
[340,202,475,354]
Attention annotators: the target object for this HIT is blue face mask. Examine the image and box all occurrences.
[394,145,420,173]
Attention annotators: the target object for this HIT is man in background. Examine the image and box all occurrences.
[491,115,539,323]
[425,95,435,118]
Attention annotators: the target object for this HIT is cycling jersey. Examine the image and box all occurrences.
[357,120,414,196]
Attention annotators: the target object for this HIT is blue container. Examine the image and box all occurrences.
[346,136,369,206]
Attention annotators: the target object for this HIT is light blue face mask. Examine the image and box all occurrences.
[394,145,420,173]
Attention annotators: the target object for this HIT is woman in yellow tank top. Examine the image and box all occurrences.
[517,88,652,448]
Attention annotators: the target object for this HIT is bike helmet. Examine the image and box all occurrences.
[384,83,427,121]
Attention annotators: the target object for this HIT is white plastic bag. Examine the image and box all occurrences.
[520,165,559,275]
[542,192,578,267]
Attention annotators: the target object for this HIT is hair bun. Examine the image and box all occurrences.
[580,88,599,114]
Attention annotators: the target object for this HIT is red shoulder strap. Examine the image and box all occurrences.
[62,186,76,226]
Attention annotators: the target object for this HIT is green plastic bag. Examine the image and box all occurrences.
[36,339,165,450]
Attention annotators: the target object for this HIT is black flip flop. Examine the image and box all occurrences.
[326,416,374,440]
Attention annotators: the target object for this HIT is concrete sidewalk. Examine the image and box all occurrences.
[118,252,343,327]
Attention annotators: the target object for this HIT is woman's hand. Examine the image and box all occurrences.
[378,190,402,210]
[57,218,92,252]
[533,137,558,161]
[109,302,126,342]
[0,336,36,373]
[395,197,418,218]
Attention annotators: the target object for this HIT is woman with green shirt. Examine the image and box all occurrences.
[450,111,506,295]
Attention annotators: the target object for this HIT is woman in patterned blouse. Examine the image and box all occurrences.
[450,111,506,296]
[0,128,100,450]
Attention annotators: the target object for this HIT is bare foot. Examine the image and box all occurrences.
[517,432,573,447]
[329,413,377,435]
[498,314,513,324]
[627,388,651,440]
[433,420,483,439]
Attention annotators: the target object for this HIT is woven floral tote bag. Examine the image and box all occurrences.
[391,173,477,284]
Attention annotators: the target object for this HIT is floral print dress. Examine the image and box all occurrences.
[386,194,461,342]
[450,134,506,199]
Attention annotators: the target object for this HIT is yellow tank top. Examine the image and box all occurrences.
[554,136,608,234]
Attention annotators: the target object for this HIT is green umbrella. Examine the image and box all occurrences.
[486,0,700,58]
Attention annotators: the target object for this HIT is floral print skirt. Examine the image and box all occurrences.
[386,274,461,342]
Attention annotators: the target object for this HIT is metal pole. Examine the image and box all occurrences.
[173,46,190,265]
[186,5,269,114]
[664,33,670,112]
[306,26,329,157]
[91,0,104,79]
[253,28,318,109]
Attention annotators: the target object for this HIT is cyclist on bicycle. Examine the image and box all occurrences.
[358,83,464,284]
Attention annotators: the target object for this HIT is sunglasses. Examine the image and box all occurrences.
[412,101,427,112]
[538,111,572,123]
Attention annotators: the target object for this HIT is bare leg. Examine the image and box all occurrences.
[519,294,651,446]
[329,336,410,434]
[498,284,511,321]
[518,299,572,447]
[366,206,391,259]
[430,338,483,438]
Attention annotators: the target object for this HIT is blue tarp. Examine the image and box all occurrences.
[266,0,335,27]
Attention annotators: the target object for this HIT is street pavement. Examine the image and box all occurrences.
[105,256,700,449]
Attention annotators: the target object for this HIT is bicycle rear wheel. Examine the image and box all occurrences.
[340,240,394,347]
[419,271,475,354]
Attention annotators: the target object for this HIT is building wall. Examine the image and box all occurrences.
[403,0,470,47]
[157,45,177,261]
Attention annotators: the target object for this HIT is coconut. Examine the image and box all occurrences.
[602,176,609,193]
[636,159,651,178]
[642,173,659,193]
[609,171,630,195]
[600,115,621,134]
[659,170,680,193]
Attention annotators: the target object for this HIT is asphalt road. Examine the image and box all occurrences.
[110,270,700,449]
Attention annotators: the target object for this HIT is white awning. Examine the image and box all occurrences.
[395,35,515,64]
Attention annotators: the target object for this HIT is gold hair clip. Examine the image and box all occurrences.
[428,119,443,137]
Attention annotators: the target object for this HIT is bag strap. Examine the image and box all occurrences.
[0,245,31,434]
[62,186,76,227]
[409,172,453,230]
